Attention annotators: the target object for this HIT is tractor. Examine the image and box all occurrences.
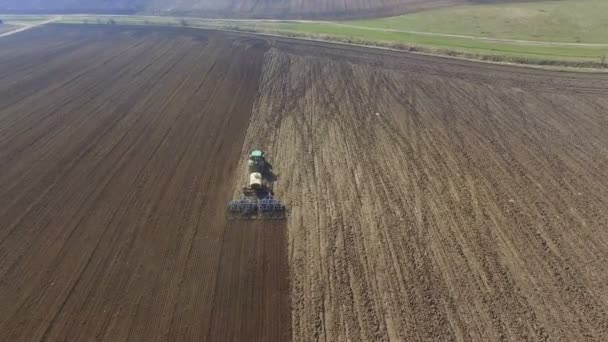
[227,150,286,220]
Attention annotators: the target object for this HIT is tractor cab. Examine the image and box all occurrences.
[250,150,265,161]
[248,150,266,173]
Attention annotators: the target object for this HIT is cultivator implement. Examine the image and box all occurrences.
[228,196,258,217]
[227,194,286,220]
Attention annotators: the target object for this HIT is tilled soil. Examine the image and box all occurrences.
[209,221,290,341]
[245,37,608,341]
[2,24,608,342]
[0,25,289,341]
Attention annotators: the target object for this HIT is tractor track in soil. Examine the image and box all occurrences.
[1,24,608,341]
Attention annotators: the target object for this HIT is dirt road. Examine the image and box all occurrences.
[1,24,608,341]
[0,17,59,38]
[0,24,19,34]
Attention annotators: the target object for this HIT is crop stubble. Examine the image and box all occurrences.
[1,24,608,341]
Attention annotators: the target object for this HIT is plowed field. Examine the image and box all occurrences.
[0,25,289,341]
[2,24,608,341]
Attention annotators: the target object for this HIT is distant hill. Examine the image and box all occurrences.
[0,0,525,19]
[0,0,145,15]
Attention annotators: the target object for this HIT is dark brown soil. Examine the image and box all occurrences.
[0,25,290,341]
[208,221,290,341]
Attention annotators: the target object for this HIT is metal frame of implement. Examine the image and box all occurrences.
[227,193,286,220]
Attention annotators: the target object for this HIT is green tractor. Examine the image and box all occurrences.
[227,150,285,220]
[248,150,267,174]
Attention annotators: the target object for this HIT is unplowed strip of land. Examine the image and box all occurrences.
[243,37,608,340]
[0,25,290,341]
